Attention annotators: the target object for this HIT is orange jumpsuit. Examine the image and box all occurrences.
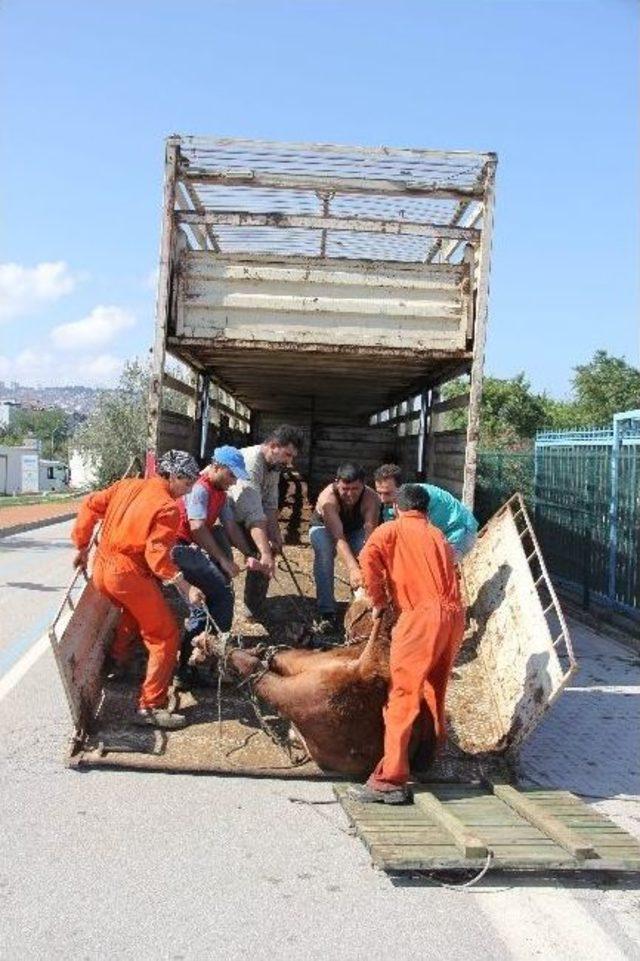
[359,510,465,790]
[72,476,182,710]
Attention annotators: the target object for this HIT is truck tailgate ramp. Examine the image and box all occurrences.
[335,782,640,874]
[444,493,577,764]
[49,567,119,749]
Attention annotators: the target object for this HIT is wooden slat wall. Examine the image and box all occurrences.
[157,410,196,456]
[395,434,421,479]
[430,429,466,498]
[158,408,247,460]
[311,424,398,497]
[177,253,469,353]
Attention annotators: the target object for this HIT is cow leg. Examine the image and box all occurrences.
[226,648,311,712]
[238,645,323,678]
[269,648,327,677]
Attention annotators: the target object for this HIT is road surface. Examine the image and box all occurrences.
[1,520,639,960]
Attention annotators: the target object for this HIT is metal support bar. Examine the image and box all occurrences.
[417,389,429,477]
[198,373,211,461]
[176,209,481,241]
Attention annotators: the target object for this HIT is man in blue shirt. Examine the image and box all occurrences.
[373,464,478,562]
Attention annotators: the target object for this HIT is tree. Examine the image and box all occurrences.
[441,374,549,448]
[481,374,549,446]
[0,406,70,459]
[441,351,640,447]
[571,351,640,426]
[73,360,149,486]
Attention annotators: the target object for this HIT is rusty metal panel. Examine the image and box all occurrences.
[449,495,576,755]
[49,575,119,735]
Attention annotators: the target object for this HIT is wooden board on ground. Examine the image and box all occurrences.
[334,783,640,874]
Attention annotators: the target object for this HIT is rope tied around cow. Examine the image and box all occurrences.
[194,605,310,768]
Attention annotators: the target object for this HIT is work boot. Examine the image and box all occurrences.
[134,707,187,730]
[347,784,414,805]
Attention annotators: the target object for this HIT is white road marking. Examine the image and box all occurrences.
[0,594,75,701]
[476,882,630,960]
[0,632,50,703]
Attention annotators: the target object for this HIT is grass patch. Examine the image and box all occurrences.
[0,492,81,510]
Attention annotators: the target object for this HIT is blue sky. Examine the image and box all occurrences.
[1,0,638,396]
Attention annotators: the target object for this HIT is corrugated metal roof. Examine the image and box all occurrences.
[173,136,494,264]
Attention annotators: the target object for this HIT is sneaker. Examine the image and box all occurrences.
[134,708,187,730]
[347,784,414,805]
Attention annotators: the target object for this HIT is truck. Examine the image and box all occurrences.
[51,138,640,872]
[50,133,575,768]
[49,137,640,873]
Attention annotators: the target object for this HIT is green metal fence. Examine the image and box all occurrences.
[475,451,534,523]
[476,412,640,617]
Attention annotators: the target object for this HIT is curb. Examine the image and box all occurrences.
[0,511,79,539]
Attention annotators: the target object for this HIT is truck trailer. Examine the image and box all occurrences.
[147,136,496,502]
[52,134,574,772]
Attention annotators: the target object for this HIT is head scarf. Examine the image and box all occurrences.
[157,449,200,480]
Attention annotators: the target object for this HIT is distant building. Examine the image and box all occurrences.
[0,444,69,495]
[0,399,21,429]
[39,459,70,492]
[0,445,40,495]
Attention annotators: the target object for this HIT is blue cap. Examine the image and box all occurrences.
[212,445,248,480]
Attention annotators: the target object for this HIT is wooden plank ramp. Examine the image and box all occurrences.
[334,782,640,874]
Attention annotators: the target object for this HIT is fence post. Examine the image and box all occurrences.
[608,417,623,601]
[582,522,592,611]
[533,435,540,528]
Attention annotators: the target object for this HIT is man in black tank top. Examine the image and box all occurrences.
[309,463,380,631]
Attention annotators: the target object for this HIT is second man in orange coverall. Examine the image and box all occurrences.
[71,449,204,730]
[350,483,465,805]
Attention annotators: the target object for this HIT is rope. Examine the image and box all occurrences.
[427,850,494,889]
[198,609,310,768]
[243,669,310,767]
[286,796,353,837]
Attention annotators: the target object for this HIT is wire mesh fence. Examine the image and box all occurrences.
[476,413,640,617]
[475,451,534,522]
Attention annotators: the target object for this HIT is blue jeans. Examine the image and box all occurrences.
[171,537,234,669]
[309,525,366,614]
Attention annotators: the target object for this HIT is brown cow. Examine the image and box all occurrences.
[195,598,437,778]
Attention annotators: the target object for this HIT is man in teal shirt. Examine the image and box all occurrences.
[373,463,478,561]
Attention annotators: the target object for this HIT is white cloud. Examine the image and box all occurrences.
[0,261,77,322]
[0,350,125,387]
[81,354,125,383]
[51,305,136,351]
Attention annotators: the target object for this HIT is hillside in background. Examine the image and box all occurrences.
[0,382,110,417]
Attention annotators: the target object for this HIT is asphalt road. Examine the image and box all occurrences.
[1,520,639,960]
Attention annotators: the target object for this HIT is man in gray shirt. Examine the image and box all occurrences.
[227,424,304,619]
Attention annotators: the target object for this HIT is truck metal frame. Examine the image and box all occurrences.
[148,136,496,504]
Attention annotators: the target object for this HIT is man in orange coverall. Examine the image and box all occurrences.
[71,449,204,730]
[349,483,465,805]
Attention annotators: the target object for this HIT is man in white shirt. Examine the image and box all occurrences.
[227,424,304,619]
